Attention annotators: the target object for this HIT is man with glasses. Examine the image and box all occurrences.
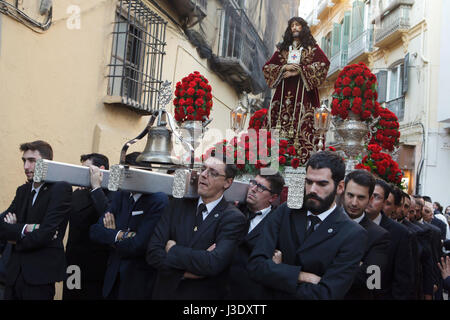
[147,155,247,299]
[227,172,285,299]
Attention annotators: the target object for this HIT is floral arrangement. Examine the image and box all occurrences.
[248,108,268,132]
[202,132,302,175]
[369,107,400,152]
[173,71,213,123]
[331,62,380,121]
[355,144,403,188]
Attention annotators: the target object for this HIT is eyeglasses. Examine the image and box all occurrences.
[200,166,226,178]
[249,179,272,193]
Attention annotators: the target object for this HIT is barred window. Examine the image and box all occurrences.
[107,0,167,114]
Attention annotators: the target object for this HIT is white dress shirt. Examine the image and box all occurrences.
[248,205,272,233]
[372,212,382,226]
[197,196,224,221]
[306,204,337,229]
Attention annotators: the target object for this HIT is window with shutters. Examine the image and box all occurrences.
[380,61,407,121]
[106,0,167,114]
[351,0,365,42]
[321,32,332,58]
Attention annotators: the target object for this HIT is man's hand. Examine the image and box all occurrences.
[25,224,40,233]
[182,243,216,280]
[438,255,450,279]
[272,249,282,264]
[165,240,176,253]
[4,213,17,224]
[89,165,103,190]
[103,212,116,229]
[298,271,321,284]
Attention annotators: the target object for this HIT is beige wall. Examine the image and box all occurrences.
[0,0,245,211]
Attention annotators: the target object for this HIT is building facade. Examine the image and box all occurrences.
[302,0,449,202]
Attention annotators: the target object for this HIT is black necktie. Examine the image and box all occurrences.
[29,190,36,207]
[194,203,207,231]
[248,211,263,221]
[24,189,36,222]
[305,215,321,239]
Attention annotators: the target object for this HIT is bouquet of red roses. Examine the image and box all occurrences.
[355,144,403,188]
[202,133,303,175]
[248,108,268,132]
[331,62,380,121]
[369,107,400,152]
[173,71,213,123]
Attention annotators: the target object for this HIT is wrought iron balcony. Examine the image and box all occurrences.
[348,28,374,63]
[374,4,411,47]
[212,5,268,94]
[328,50,348,77]
[386,96,405,122]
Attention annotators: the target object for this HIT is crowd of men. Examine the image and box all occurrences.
[0,140,449,300]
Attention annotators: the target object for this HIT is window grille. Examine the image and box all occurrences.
[107,0,167,114]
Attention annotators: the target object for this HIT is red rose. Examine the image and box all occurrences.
[173,98,179,106]
[287,146,296,156]
[352,87,362,97]
[280,140,288,148]
[368,144,382,153]
[187,115,194,120]
[186,88,195,96]
[206,92,213,100]
[195,98,204,106]
[186,98,194,105]
[186,106,195,114]
[179,98,186,106]
[328,146,336,151]
[291,158,300,168]
[355,76,365,86]
[343,87,352,97]
[341,99,350,109]
[278,155,286,165]
[343,77,352,85]
[279,148,286,155]
[353,97,363,108]
[189,81,197,88]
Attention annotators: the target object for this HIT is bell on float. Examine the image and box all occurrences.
[136,112,180,165]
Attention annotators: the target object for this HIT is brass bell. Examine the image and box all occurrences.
[136,114,180,165]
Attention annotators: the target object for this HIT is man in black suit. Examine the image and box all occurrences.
[226,172,285,300]
[63,153,111,300]
[89,159,168,300]
[247,151,368,299]
[421,198,444,300]
[398,193,427,299]
[0,140,72,300]
[341,170,390,300]
[147,155,247,300]
[365,179,414,300]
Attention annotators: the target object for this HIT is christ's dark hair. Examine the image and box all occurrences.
[277,17,317,52]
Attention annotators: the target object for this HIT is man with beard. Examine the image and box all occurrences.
[147,155,247,299]
[263,17,330,165]
[341,170,390,300]
[0,140,71,299]
[365,179,414,299]
[247,151,368,299]
[226,172,285,300]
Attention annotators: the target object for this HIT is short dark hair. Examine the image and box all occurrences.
[401,191,410,201]
[390,185,403,206]
[208,151,237,179]
[375,179,391,201]
[259,172,285,195]
[344,169,376,197]
[434,202,443,212]
[422,195,432,203]
[20,140,53,160]
[306,151,346,187]
[80,153,109,169]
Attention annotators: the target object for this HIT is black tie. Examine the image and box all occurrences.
[305,215,321,239]
[24,189,36,222]
[248,211,263,221]
[29,190,36,207]
[195,203,207,231]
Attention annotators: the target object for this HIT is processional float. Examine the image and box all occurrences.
[33,81,333,208]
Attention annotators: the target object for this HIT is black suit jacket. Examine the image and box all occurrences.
[247,204,368,300]
[90,189,168,299]
[147,197,247,300]
[345,215,390,300]
[0,182,72,286]
[64,188,112,299]
[378,213,414,300]
[430,218,446,241]
[226,205,274,300]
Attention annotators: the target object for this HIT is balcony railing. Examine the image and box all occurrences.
[214,5,268,93]
[386,96,405,122]
[328,50,348,77]
[375,5,411,45]
[348,28,374,62]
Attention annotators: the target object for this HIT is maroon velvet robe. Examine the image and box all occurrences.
[263,44,330,164]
